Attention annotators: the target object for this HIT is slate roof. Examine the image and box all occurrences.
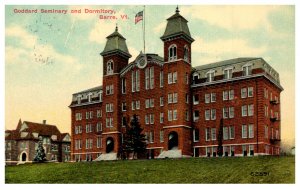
[73,85,102,95]
[194,57,260,71]
[161,7,194,42]
[100,26,131,58]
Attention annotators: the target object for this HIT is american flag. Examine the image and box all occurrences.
[135,11,143,24]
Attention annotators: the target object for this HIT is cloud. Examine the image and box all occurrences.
[181,5,278,31]
[6,25,38,49]
[192,36,267,64]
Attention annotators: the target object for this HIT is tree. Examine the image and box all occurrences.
[217,118,224,157]
[34,137,46,162]
[122,114,147,159]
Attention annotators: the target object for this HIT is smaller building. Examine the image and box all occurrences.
[5,119,71,164]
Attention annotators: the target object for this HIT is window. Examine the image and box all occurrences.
[122,117,127,127]
[107,60,113,75]
[185,110,190,121]
[265,105,269,117]
[184,46,189,62]
[242,125,248,138]
[96,122,102,132]
[193,72,199,83]
[223,107,229,119]
[88,93,92,102]
[223,91,228,101]
[106,118,113,128]
[185,73,189,84]
[193,110,199,121]
[193,94,199,105]
[186,94,189,103]
[97,136,102,148]
[85,124,92,133]
[150,114,154,124]
[160,71,164,87]
[168,45,177,61]
[229,90,234,100]
[89,111,93,119]
[160,113,164,123]
[242,64,252,76]
[211,109,216,120]
[205,94,210,103]
[205,128,210,141]
[149,131,154,143]
[264,125,269,139]
[136,101,140,109]
[206,70,215,82]
[168,110,173,121]
[6,142,11,150]
[106,103,113,113]
[160,130,164,142]
[211,128,216,140]
[248,124,254,138]
[264,88,269,99]
[224,68,233,79]
[168,93,173,104]
[173,93,178,103]
[173,72,177,83]
[121,78,126,94]
[99,91,103,102]
[229,107,234,118]
[205,110,210,120]
[145,68,150,90]
[223,127,228,140]
[122,102,127,111]
[150,99,154,107]
[168,73,172,84]
[86,112,89,119]
[145,115,149,124]
[97,110,102,118]
[229,126,235,139]
[160,97,164,106]
[131,101,136,110]
[248,87,253,97]
[173,110,178,120]
[248,104,254,116]
[150,67,154,89]
[242,105,247,117]
[241,88,247,98]
[145,99,149,108]
[132,70,140,92]
[193,129,199,142]
[106,85,114,95]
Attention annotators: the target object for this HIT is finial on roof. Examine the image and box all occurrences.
[176,5,180,13]
[115,23,118,32]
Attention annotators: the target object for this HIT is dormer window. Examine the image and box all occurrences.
[193,72,200,83]
[184,46,189,62]
[224,67,233,79]
[107,60,114,75]
[168,45,177,61]
[99,91,103,102]
[77,95,81,104]
[206,70,215,82]
[242,63,253,76]
[88,93,92,102]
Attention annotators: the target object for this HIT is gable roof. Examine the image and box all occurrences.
[22,121,61,137]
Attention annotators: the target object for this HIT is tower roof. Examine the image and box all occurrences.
[161,6,194,43]
[100,25,132,58]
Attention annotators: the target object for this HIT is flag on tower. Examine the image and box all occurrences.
[135,11,143,24]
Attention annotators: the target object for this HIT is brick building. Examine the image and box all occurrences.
[5,119,71,164]
[69,7,283,161]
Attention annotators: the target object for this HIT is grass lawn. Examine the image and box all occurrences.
[5,156,295,184]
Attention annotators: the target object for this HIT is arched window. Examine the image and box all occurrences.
[168,45,177,61]
[184,45,189,62]
[88,93,92,102]
[206,70,215,82]
[107,60,114,75]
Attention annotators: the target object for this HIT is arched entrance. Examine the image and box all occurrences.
[168,131,178,150]
[106,137,114,153]
[20,151,27,162]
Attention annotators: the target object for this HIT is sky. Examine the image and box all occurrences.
[5,5,295,147]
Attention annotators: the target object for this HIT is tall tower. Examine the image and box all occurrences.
[100,26,131,154]
[160,7,194,156]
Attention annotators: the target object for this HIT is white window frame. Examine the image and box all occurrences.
[248,87,254,97]
[211,128,216,140]
[242,125,248,138]
[160,71,164,87]
[242,105,247,117]
[206,70,215,82]
[168,44,177,61]
[107,60,114,75]
[248,124,254,138]
[241,88,247,98]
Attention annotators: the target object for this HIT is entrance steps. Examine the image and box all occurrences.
[157,149,182,159]
[94,153,117,161]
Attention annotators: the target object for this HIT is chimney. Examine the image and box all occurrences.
[43,120,46,125]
